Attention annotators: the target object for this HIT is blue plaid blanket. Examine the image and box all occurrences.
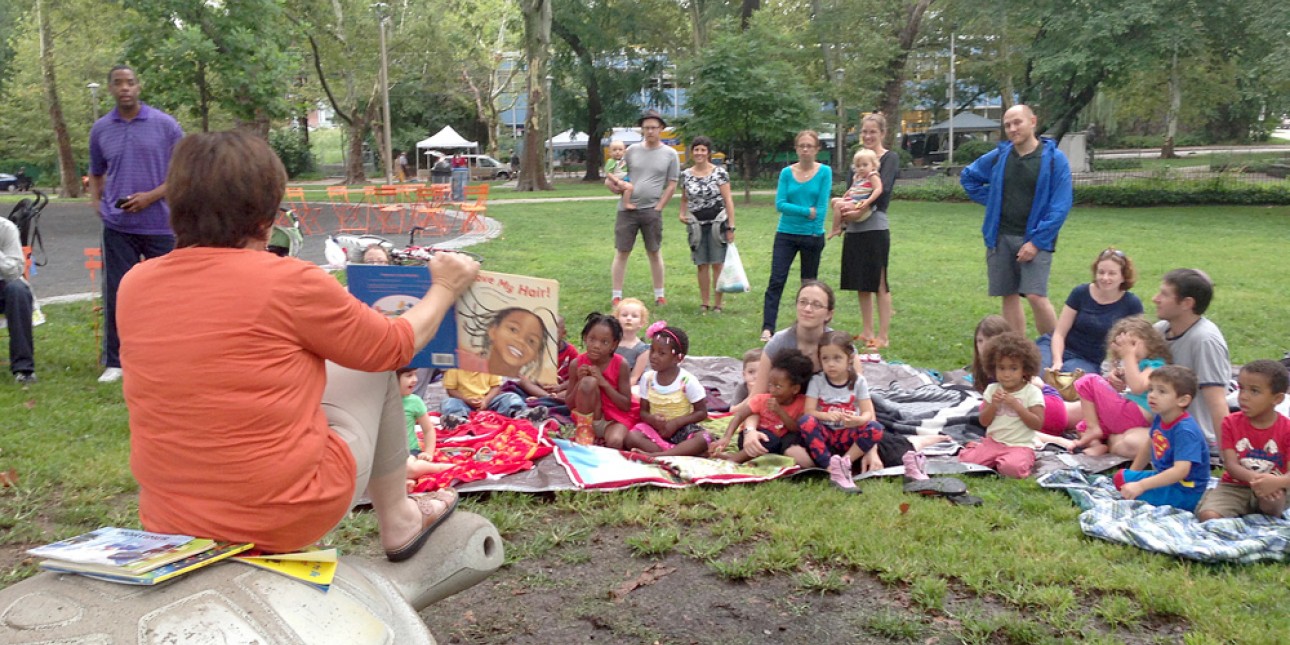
[1037,469,1290,563]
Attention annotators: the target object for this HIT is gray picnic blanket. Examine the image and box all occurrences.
[1038,469,1290,563]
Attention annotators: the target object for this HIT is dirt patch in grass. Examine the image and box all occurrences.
[421,525,1183,644]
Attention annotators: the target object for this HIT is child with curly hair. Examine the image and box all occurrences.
[960,332,1044,478]
[712,348,815,468]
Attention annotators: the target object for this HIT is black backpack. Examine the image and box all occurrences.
[6,189,47,267]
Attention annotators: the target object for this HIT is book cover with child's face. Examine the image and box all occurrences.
[455,271,559,384]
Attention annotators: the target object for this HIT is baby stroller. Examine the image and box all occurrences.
[267,208,304,258]
[6,189,48,268]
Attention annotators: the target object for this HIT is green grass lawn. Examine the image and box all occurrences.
[3,198,1289,642]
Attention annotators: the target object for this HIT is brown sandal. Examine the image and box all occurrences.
[385,488,459,562]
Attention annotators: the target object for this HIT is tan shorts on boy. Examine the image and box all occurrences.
[1196,481,1287,518]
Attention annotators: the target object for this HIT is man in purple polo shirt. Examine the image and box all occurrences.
[88,65,184,383]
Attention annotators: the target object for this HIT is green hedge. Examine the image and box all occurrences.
[1076,177,1290,206]
[893,175,1290,206]
[1091,158,1143,171]
[954,141,995,165]
[269,128,316,179]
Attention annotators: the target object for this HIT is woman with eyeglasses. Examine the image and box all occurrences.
[1039,247,1143,374]
[759,131,832,343]
[753,281,835,396]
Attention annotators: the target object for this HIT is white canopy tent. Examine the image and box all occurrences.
[925,113,1000,133]
[604,127,643,146]
[416,125,478,150]
[414,126,478,173]
[547,129,590,151]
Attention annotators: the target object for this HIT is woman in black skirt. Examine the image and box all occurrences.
[835,113,898,349]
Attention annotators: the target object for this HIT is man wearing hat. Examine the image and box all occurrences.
[606,109,679,306]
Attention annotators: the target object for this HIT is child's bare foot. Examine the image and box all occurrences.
[1070,427,1103,452]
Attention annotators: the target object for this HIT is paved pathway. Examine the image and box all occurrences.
[25,202,470,301]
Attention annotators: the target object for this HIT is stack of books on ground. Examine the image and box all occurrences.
[28,527,253,585]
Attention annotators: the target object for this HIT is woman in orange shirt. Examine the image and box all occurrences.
[118,131,479,561]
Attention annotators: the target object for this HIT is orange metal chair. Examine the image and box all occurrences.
[283,187,320,234]
[372,184,406,234]
[399,183,426,202]
[411,184,451,236]
[327,186,368,234]
[458,183,490,233]
[85,248,104,362]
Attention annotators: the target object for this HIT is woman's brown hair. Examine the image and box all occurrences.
[861,113,888,135]
[168,130,287,249]
[971,315,1014,393]
[1090,247,1135,291]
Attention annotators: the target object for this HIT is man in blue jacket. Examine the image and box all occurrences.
[960,104,1072,336]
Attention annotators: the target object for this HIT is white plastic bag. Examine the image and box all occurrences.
[716,243,750,293]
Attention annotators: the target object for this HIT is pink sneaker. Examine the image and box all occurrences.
[827,455,861,493]
[655,296,667,306]
[902,451,928,482]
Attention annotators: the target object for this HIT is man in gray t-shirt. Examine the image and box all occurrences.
[605,110,679,306]
[1150,268,1230,444]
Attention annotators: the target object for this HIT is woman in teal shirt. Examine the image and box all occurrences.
[760,130,832,342]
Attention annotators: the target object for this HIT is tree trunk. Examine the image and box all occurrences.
[36,0,81,199]
[876,0,935,149]
[551,20,603,182]
[739,0,759,31]
[517,0,552,191]
[343,103,376,185]
[197,61,211,132]
[688,0,706,50]
[1161,48,1180,159]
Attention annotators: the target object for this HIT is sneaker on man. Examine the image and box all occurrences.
[15,372,37,385]
[98,367,123,384]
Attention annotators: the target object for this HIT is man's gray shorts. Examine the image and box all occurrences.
[986,233,1052,297]
[615,208,663,253]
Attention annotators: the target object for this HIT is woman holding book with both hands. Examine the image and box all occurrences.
[117,130,479,560]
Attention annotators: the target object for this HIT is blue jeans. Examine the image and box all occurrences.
[0,279,35,374]
[102,227,175,368]
[441,392,526,418]
[1035,334,1103,374]
[761,232,826,332]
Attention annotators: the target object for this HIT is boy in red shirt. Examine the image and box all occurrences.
[1197,360,1290,521]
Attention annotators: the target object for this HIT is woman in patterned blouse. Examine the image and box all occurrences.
[677,136,737,313]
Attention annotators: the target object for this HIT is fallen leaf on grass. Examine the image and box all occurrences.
[24,399,35,410]
[609,563,676,602]
[0,469,17,487]
[462,610,475,624]
[899,502,910,515]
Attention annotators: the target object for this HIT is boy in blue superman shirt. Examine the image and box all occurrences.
[1113,365,1211,512]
